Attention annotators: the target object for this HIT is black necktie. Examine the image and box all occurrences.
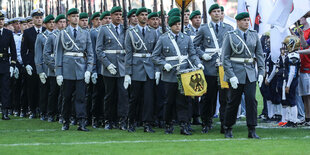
[196,29,198,33]
[215,24,219,34]
[73,29,77,38]
[244,33,247,41]
[115,26,119,36]
[175,35,178,42]
[37,29,40,34]
[142,28,145,37]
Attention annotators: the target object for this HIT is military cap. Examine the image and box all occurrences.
[79,12,88,19]
[136,7,148,16]
[8,19,14,24]
[26,16,32,22]
[11,17,19,23]
[208,4,220,14]
[148,12,159,19]
[190,10,201,20]
[168,8,180,17]
[19,18,27,23]
[185,9,190,13]
[43,14,55,23]
[0,10,7,20]
[4,18,8,25]
[67,8,79,16]
[168,16,181,27]
[235,12,249,20]
[147,9,152,14]
[55,14,66,23]
[220,6,224,11]
[127,9,137,18]
[91,12,100,20]
[31,8,45,17]
[170,12,181,17]
[100,11,111,20]
[110,6,122,14]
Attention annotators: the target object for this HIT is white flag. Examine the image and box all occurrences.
[237,0,258,30]
[270,26,290,62]
[256,0,274,34]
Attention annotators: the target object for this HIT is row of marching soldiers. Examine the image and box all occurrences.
[0,3,305,138]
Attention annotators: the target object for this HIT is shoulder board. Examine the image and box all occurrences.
[227,30,235,34]
[249,29,257,32]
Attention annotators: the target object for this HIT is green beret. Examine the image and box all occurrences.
[168,16,181,27]
[185,9,190,13]
[158,11,166,16]
[111,6,122,14]
[147,9,152,14]
[220,6,224,11]
[67,8,79,16]
[127,8,137,18]
[148,12,159,19]
[136,7,148,16]
[190,10,201,20]
[100,11,111,20]
[235,12,249,20]
[91,12,100,20]
[43,14,55,23]
[208,4,220,14]
[168,8,180,17]
[55,14,66,23]
[79,12,88,19]
[170,12,181,17]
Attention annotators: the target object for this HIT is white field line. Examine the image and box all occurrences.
[1,136,310,147]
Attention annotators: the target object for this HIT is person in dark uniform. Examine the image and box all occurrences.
[0,10,17,120]
[21,8,46,119]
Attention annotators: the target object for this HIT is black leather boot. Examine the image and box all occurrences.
[119,117,127,130]
[2,109,10,120]
[127,123,136,132]
[224,126,233,138]
[248,127,260,139]
[62,120,70,131]
[180,122,192,135]
[144,122,155,133]
[201,122,209,134]
[104,120,113,130]
[165,123,174,134]
[77,119,90,131]
[192,117,202,125]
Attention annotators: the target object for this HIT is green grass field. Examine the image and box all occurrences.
[1,89,310,154]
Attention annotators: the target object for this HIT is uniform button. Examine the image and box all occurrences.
[143,61,146,63]
[244,63,246,66]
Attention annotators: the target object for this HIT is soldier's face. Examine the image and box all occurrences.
[12,22,21,32]
[220,11,225,21]
[129,14,138,25]
[57,19,67,30]
[149,17,159,29]
[111,12,122,25]
[171,22,181,34]
[92,17,101,28]
[138,12,148,25]
[21,23,28,30]
[210,9,221,22]
[237,18,250,31]
[102,16,111,25]
[184,12,190,23]
[79,18,88,29]
[28,21,34,27]
[0,19,4,28]
[33,16,43,27]
[68,14,79,26]
[191,15,201,28]
[46,20,55,31]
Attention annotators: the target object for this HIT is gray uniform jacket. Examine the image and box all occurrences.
[55,26,94,80]
[90,27,101,74]
[43,29,59,77]
[152,31,201,83]
[193,22,233,76]
[35,30,50,74]
[96,23,126,77]
[125,25,159,81]
[222,29,265,84]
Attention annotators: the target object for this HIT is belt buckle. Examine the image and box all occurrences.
[73,53,78,57]
[244,59,249,63]
[116,50,120,54]
[0,53,3,57]
[141,54,146,58]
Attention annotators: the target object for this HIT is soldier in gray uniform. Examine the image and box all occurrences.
[55,8,94,132]
[148,12,160,30]
[127,9,138,28]
[79,12,89,30]
[188,10,202,36]
[222,12,264,139]
[43,14,67,122]
[100,11,112,26]
[35,14,55,121]
[193,4,233,133]
[124,7,159,133]
[96,6,129,130]
[152,15,204,135]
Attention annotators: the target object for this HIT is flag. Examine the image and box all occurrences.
[256,0,274,34]
[253,1,261,32]
[237,0,258,30]
[270,26,290,62]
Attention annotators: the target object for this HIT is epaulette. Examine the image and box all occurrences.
[249,29,257,32]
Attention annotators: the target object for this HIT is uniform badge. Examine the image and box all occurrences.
[38,10,42,14]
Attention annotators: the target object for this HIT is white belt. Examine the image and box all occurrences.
[230,57,254,63]
[165,55,188,61]
[105,50,125,54]
[64,52,84,57]
[133,53,151,58]
[204,48,221,53]
[51,54,55,58]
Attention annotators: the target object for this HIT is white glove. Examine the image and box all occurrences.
[197,64,205,70]
[39,72,47,84]
[202,54,212,61]
[155,72,161,85]
[10,66,14,77]
[84,71,91,84]
[14,67,19,79]
[25,65,33,76]
[258,75,264,88]
[56,75,63,86]
[230,76,239,89]
[107,64,117,75]
[123,75,131,89]
[164,63,172,72]
[91,73,98,84]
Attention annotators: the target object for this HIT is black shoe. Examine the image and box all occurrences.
[70,119,77,125]
[192,117,202,125]
[40,114,47,121]
[77,119,90,132]
[220,125,225,134]
[58,117,64,124]
[92,119,99,129]
[144,125,155,133]
[104,121,113,130]
[20,112,26,118]
[201,124,209,134]
[165,124,174,134]
[47,116,55,122]
[62,121,70,131]
[248,128,260,139]
[187,123,194,132]
[159,121,165,128]
[224,127,233,138]
[180,123,192,135]
[29,113,37,119]
[128,124,136,132]
[119,117,127,130]
[2,110,10,120]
